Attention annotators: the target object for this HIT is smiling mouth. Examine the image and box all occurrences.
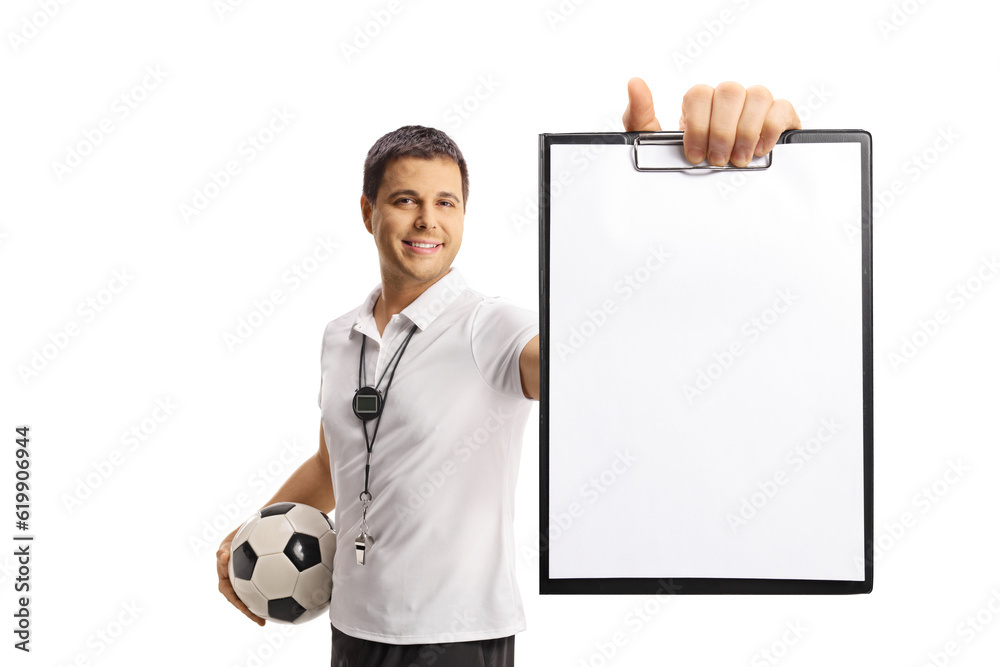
[403,241,441,248]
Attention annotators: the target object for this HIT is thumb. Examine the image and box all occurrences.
[623,77,662,132]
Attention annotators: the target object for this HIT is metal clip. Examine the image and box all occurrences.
[632,132,773,172]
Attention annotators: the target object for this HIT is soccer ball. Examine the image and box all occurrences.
[228,502,336,624]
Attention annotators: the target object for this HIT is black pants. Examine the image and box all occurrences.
[331,622,515,667]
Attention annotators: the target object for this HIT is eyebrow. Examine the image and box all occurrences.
[387,189,461,203]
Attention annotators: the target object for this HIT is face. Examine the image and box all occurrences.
[362,155,464,294]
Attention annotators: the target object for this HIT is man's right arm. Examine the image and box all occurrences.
[216,419,335,625]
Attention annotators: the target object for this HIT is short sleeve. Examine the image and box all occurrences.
[470,297,539,399]
[317,326,325,410]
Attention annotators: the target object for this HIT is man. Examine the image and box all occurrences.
[216,77,802,666]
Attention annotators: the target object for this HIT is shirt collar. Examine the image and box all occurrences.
[349,266,468,340]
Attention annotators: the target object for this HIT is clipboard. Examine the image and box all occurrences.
[537,129,873,595]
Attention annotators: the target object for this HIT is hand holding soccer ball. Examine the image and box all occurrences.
[217,502,336,625]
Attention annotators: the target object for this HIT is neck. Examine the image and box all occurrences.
[373,267,452,331]
[374,287,418,322]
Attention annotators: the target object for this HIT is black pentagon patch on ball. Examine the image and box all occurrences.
[284,533,322,571]
[268,596,307,623]
[231,541,257,580]
[260,502,296,517]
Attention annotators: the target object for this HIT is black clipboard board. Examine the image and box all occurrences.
[538,129,873,595]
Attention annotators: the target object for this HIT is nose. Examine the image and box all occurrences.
[415,202,437,228]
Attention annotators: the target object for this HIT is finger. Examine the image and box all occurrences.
[236,596,266,626]
[622,77,661,132]
[756,99,802,157]
[230,591,267,626]
[706,81,746,166]
[219,571,266,626]
[680,84,714,164]
[217,547,230,581]
[678,113,686,132]
[730,85,773,167]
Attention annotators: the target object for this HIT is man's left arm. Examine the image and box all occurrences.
[519,334,540,401]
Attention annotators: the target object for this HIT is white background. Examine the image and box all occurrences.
[2,1,998,666]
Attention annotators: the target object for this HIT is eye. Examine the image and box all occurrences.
[439,200,455,207]
[395,197,414,204]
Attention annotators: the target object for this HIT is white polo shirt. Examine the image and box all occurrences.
[317,265,538,644]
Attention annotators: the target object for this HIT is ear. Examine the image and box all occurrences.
[360,194,374,234]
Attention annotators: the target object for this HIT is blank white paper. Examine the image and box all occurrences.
[547,140,865,581]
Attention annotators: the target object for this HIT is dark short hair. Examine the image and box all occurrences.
[363,125,469,212]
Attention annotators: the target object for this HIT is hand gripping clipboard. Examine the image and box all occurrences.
[538,130,873,594]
